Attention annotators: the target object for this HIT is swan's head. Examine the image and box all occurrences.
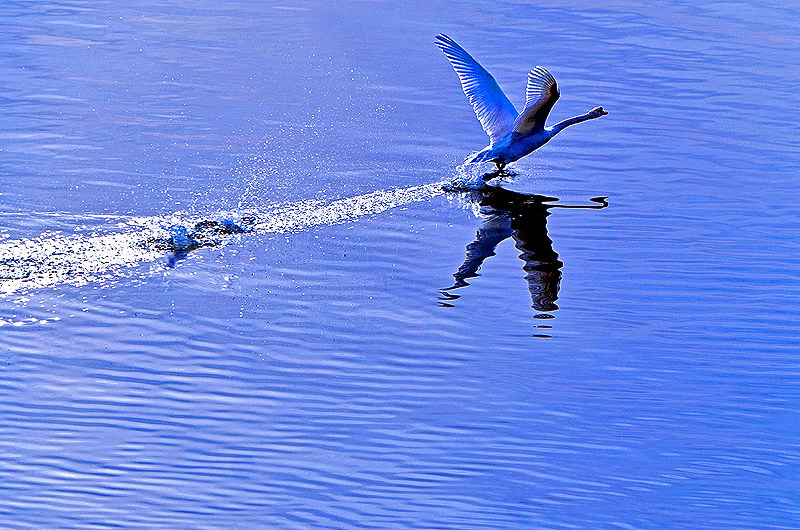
[589,106,608,117]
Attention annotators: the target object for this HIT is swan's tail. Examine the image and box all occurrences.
[466,147,494,164]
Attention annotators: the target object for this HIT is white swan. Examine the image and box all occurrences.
[435,34,607,171]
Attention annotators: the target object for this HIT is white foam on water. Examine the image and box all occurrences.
[0,182,446,295]
[251,182,444,233]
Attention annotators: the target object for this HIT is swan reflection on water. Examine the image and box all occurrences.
[440,184,607,320]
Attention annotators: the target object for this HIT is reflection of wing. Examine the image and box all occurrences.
[512,219,562,313]
[446,212,512,289]
[513,67,560,135]
[435,34,518,144]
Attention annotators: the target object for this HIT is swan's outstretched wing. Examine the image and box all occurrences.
[435,34,518,145]
[513,66,560,135]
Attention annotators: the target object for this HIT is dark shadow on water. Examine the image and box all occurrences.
[147,216,256,268]
[482,168,519,182]
[440,185,607,320]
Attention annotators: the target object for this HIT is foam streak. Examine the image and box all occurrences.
[0,183,445,295]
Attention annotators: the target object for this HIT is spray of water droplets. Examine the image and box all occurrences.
[0,182,446,295]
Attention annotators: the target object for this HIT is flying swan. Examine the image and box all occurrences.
[435,34,607,171]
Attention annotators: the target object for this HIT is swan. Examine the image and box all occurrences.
[435,34,607,171]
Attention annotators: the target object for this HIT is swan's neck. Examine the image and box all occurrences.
[549,111,600,136]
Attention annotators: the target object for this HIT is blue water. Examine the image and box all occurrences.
[2,1,800,528]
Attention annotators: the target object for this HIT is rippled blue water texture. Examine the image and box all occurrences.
[1,1,799,528]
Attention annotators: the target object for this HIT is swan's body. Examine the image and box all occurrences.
[435,34,607,170]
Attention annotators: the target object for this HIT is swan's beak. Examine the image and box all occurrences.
[599,107,608,115]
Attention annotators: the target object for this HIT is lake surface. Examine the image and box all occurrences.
[1,0,799,527]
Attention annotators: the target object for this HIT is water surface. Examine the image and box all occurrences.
[1,0,799,527]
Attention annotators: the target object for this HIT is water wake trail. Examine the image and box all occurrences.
[0,182,445,295]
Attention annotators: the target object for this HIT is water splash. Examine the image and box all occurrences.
[446,160,488,190]
[0,182,445,295]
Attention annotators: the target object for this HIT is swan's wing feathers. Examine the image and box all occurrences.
[513,66,560,135]
[435,34,518,144]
